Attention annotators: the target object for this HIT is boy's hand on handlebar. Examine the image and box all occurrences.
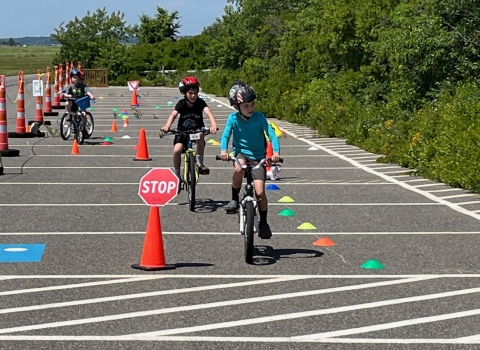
[209,125,218,134]
[272,153,280,163]
[220,151,229,161]
[161,125,171,133]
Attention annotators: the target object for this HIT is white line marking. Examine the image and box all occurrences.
[136,278,480,337]
[281,131,480,221]
[295,308,480,341]
[0,202,440,207]
[456,201,480,206]
[0,230,478,236]
[399,179,429,182]
[1,335,477,343]
[0,277,163,297]
[0,277,309,315]
[438,194,477,199]
[413,184,445,188]
[4,166,339,170]
[4,274,480,279]
[426,188,462,193]
[9,154,332,158]
[0,181,389,186]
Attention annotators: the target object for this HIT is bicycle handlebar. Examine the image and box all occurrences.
[159,127,219,138]
[215,155,284,169]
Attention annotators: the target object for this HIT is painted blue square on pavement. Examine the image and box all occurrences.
[0,244,46,263]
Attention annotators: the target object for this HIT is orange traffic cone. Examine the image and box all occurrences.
[265,140,273,172]
[313,237,336,247]
[111,120,118,132]
[71,139,80,155]
[134,128,152,161]
[132,206,176,271]
[131,89,139,106]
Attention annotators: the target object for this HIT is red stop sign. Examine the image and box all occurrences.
[138,168,179,206]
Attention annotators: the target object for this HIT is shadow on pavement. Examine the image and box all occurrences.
[174,262,215,268]
[252,245,324,266]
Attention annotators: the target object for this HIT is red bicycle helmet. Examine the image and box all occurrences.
[178,76,200,93]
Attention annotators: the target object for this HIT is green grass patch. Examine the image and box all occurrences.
[0,46,59,76]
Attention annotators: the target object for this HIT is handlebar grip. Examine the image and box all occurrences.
[215,155,222,161]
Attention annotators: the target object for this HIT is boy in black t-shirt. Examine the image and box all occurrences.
[161,76,218,177]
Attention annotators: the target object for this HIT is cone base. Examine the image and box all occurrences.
[8,132,45,138]
[0,166,3,175]
[133,158,152,161]
[43,112,60,116]
[51,105,65,110]
[0,149,20,157]
[131,263,176,271]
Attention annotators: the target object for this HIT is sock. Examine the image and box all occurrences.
[174,168,180,177]
[232,187,240,202]
[197,155,204,166]
[259,210,267,225]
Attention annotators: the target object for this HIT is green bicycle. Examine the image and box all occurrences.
[160,127,217,212]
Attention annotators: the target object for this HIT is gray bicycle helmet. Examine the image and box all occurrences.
[229,80,256,106]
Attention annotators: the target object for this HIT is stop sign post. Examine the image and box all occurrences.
[138,168,179,206]
[132,168,179,271]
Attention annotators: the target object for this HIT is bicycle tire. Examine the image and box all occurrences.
[74,115,85,145]
[188,152,196,212]
[59,112,71,140]
[244,201,255,264]
[84,112,94,139]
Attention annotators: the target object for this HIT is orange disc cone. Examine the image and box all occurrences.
[134,128,152,161]
[313,237,336,247]
[71,139,80,155]
[132,206,175,271]
[131,89,139,106]
[111,120,118,132]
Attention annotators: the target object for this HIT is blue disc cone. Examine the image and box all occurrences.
[266,184,280,190]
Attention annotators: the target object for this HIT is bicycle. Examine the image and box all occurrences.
[159,127,218,212]
[216,155,283,264]
[60,96,95,144]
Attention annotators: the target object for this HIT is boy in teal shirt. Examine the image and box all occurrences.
[220,80,280,239]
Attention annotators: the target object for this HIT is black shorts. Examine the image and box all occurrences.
[235,153,266,181]
[173,132,206,152]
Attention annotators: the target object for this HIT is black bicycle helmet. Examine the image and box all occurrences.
[70,69,82,79]
[228,80,256,106]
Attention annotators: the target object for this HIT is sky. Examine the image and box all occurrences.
[1,0,229,38]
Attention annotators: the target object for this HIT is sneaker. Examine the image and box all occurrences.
[224,200,238,213]
[199,165,210,175]
[258,223,272,239]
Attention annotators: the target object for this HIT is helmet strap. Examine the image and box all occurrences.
[237,104,250,120]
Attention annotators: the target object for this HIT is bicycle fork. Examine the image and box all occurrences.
[239,197,259,235]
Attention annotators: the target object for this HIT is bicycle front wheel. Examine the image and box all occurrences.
[74,117,85,145]
[188,152,196,212]
[59,112,71,140]
[84,112,94,139]
[244,201,255,264]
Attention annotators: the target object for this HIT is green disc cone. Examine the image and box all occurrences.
[361,259,385,269]
[113,108,118,112]
[155,105,161,109]
[118,113,124,117]
[87,107,93,111]
[297,222,316,230]
[103,137,113,142]
[278,196,295,203]
[278,208,296,217]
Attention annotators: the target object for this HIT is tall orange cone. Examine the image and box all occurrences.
[132,206,176,271]
[134,128,152,161]
[71,139,80,155]
[131,89,139,106]
[265,140,273,172]
[111,120,118,132]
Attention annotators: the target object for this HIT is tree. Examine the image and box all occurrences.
[134,6,180,44]
[8,38,15,46]
[51,8,132,82]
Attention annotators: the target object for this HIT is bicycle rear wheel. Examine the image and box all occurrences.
[74,115,85,145]
[244,201,255,264]
[188,152,196,212]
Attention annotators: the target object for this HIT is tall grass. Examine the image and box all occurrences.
[0,46,59,76]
